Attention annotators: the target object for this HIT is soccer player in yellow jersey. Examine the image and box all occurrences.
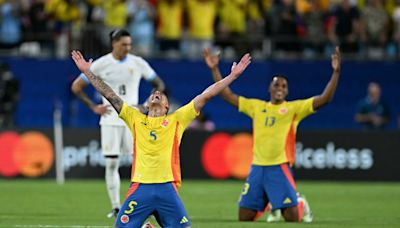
[204,47,341,223]
[71,50,252,228]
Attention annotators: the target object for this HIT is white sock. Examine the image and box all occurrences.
[105,157,121,209]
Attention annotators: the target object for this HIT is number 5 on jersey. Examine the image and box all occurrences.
[150,130,157,141]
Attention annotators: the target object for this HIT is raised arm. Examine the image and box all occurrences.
[71,77,110,115]
[150,76,165,92]
[313,46,341,110]
[193,53,251,113]
[203,48,240,107]
[71,50,123,114]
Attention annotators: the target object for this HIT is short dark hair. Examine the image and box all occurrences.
[109,29,131,43]
[270,74,289,83]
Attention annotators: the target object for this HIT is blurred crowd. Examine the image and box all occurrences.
[1,0,400,59]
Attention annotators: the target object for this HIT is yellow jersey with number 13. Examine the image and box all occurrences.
[119,101,199,187]
[238,96,315,166]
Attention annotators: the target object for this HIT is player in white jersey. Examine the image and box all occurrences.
[71,29,165,218]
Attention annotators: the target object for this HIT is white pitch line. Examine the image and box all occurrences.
[14,225,111,228]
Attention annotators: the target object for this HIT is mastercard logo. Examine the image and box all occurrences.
[201,133,253,179]
[0,131,54,177]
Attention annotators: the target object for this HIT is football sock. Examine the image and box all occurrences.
[255,204,271,220]
[297,200,305,222]
[105,157,121,209]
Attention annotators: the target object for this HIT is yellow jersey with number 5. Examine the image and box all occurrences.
[119,101,199,187]
[239,96,315,166]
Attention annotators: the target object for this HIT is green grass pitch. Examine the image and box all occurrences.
[1,179,400,227]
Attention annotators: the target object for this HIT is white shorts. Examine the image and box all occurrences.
[100,125,133,156]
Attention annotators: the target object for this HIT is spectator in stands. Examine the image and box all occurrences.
[269,0,301,57]
[127,0,156,56]
[328,0,362,55]
[85,0,102,23]
[80,0,104,57]
[0,63,19,128]
[0,0,22,49]
[188,112,215,131]
[300,0,330,57]
[20,0,51,55]
[100,0,129,48]
[355,82,391,129]
[45,0,80,32]
[391,0,400,57]
[27,0,48,42]
[156,0,184,56]
[246,0,265,56]
[261,0,273,32]
[186,0,217,59]
[45,0,80,58]
[216,0,248,58]
[361,0,389,59]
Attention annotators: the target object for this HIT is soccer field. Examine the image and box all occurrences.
[1,179,399,228]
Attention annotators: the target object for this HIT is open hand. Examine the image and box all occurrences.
[203,48,221,69]
[71,50,92,73]
[331,46,341,72]
[92,104,111,116]
[231,53,251,78]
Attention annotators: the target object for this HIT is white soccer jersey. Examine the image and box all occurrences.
[80,53,157,126]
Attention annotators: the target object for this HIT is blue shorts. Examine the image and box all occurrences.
[115,182,191,228]
[239,163,298,211]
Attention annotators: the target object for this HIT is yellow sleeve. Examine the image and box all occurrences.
[45,0,59,14]
[174,100,199,129]
[118,103,140,132]
[238,96,256,118]
[295,98,315,121]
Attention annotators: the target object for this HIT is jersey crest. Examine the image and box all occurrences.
[161,119,169,127]
[279,107,288,115]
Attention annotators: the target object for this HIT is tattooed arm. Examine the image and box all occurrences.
[71,50,123,113]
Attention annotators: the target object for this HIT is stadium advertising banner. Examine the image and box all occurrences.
[1,129,399,181]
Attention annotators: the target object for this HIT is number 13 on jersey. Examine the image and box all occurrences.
[265,116,276,127]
